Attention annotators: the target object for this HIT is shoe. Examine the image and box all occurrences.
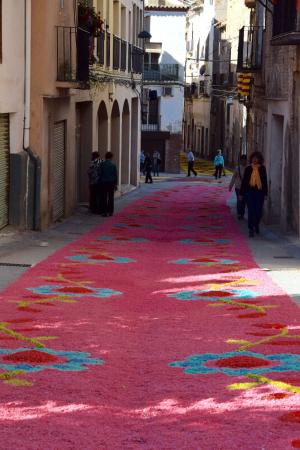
[101,213,108,217]
[108,213,113,216]
[238,215,244,220]
[249,230,254,238]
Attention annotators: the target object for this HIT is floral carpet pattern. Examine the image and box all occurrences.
[0,184,300,449]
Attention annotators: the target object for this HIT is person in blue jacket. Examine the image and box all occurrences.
[214,149,225,180]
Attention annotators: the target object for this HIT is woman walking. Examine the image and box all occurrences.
[87,151,100,213]
[240,151,268,238]
[144,153,153,184]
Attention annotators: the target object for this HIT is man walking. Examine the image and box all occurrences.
[153,150,161,177]
[187,149,197,177]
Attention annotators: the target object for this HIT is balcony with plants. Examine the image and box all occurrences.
[56,1,143,87]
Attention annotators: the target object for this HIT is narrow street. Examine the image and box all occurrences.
[1,179,300,449]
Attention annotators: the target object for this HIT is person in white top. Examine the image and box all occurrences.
[187,150,197,177]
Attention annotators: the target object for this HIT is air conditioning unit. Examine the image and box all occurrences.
[162,86,173,97]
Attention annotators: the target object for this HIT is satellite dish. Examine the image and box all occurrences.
[200,64,206,76]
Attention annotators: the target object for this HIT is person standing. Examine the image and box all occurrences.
[187,149,197,177]
[240,151,268,238]
[229,154,248,220]
[140,150,145,175]
[98,152,118,217]
[214,149,225,180]
[144,153,153,184]
[87,151,100,213]
[153,150,161,177]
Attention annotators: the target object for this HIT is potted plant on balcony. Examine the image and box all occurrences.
[78,1,104,65]
[78,1,104,37]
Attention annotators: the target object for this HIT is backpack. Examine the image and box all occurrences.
[88,160,100,185]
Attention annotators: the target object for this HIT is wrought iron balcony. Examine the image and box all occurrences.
[132,46,143,74]
[237,26,264,72]
[56,26,90,85]
[272,0,300,45]
[113,35,121,70]
[144,63,182,82]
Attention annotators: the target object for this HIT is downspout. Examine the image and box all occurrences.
[23,0,38,229]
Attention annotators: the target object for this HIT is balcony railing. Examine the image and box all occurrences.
[57,26,90,84]
[128,43,132,72]
[113,35,121,70]
[97,32,105,66]
[142,123,160,132]
[237,26,263,72]
[132,46,143,73]
[106,32,111,67]
[272,0,300,45]
[121,39,127,71]
[144,64,182,81]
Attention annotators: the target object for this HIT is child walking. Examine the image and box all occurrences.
[214,149,225,180]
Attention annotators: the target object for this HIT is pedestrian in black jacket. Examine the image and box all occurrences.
[144,153,153,184]
[240,151,268,238]
[98,152,118,217]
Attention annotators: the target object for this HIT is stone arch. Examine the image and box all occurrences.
[98,101,108,159]
[121,99,130,185]
[111,100,121,184]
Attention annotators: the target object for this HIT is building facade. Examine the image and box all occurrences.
[30,0,143,229]
[184,0,250,164]
[184,0,214,159]
[0,0,30,229]
[142,0,188,173]
[242,0,300,234]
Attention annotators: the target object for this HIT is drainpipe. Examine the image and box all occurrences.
[23,0,39,230]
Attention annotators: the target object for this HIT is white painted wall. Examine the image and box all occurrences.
[0,1,26,153]
[186,0,215,82]
[147,11,186,68]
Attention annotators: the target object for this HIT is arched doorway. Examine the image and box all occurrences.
[98,101,108,159]
[111,101,121,184]
[121,100,130,185]
[130,97,139,185]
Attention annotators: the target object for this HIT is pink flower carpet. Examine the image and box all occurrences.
[0,184,300,449]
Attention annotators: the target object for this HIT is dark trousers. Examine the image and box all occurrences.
[145,169,153,183]
[245,190,265,231]
[99,182,115,215]
[153,162,160,177]
[188,161,197,176]
[235,188,246,218]
[89,184,99,213]
[215,164,223,179]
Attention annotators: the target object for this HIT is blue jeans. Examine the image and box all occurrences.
[245,190,265,231]
[235,188,246,218]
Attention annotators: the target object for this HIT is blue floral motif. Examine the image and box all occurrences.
[0,347,104,373]
[172,258,239,266]
[170,351,300,376]
[179,238,230,245]
[97,236,147,243]
[28,285,122,298]
[66,254,135,264]
[168,288,258,301]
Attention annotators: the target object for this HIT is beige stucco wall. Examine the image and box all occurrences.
[30,0,142,229]
[0,0,26,154]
